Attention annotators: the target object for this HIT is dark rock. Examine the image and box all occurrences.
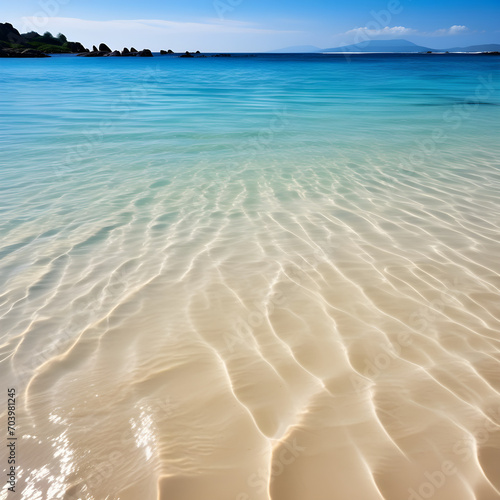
[130,47,138,53]
[109,50,121,56]
[211,53,231,57]
[21,49,38,56]
[195,50,200,54]
[160,50,167,54]
[93,45,98,52]
[167,49,174,54]
[78,51,106,57]
[479,51,500,55]
[0,23,25,46]
[0,47,49,58]
[121,48,136,56]
[99,43,111,52]
[61,41,87,53]
[138,49,153,57]
[180,52,194,58]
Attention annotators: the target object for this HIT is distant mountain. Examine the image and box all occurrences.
[269,45,323,53]
[271,39,500,54]
[322,39,433,53]
[443,43,500,52]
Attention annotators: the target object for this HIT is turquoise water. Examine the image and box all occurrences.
[1,54,500,500]
[1,55,498,278]
[1,54,499,206]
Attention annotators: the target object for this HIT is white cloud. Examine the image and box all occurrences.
[449,25,468,34]
[345,26,417,37]
[431,25,469,36]
[18,16,302,52]
[339,25,470,40]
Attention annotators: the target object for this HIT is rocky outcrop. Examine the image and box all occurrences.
[1,23,164,59]
[121,48,138,56]
[78,46,155,57]
[0,47,50,58]
[0,23,25,45]
[180,51,194,58]
[160,49,174,54]
[77,49,111,57]
[64,41,87,53]
[0,22,90,55]
[77,51,103,57]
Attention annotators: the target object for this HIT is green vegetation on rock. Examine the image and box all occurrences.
[0,23,87,55]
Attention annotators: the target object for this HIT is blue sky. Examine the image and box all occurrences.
[4,0,500,51]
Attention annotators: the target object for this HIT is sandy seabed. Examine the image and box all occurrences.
[2,147,499,500]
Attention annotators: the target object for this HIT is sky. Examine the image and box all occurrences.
[3,0,500,52]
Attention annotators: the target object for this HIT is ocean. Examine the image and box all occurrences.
[1,53,499,500]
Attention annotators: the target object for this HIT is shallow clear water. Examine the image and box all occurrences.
[1,53,500,500]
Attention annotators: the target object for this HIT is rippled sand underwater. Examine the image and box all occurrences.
[1,54,500,500]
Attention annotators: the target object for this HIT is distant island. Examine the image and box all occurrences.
[272,39,500,54]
